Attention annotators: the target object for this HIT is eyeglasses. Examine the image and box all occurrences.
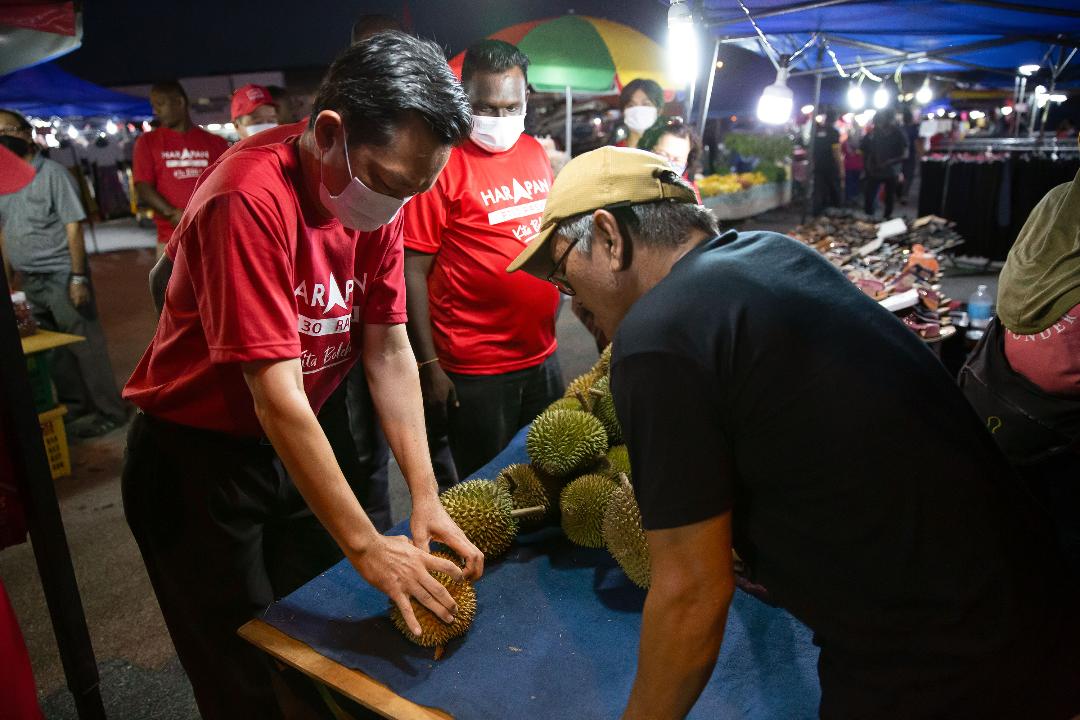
[545,235,584,296]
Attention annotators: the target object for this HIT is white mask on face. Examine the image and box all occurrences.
[245,122,278,136]
[624,105,658,133]
[669,160,687,177]
[318,127,411,232]
[470,114,525,153]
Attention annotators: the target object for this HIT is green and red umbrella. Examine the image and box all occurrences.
[448,15,678,94]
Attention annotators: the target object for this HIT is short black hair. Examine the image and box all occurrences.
[310,31,471,148]
[619,78,664,112]
[0,108,31,131]
[462,39,530,86]
[150,80,188,102]
[351,13,403,44]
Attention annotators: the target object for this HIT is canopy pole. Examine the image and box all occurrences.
[803,43,824,224]
[699,37,721,133]
[565,86,572,159]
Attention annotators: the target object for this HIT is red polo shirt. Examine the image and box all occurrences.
[124,126,406,436]
[402,135,558,375]
[133,126,229,243]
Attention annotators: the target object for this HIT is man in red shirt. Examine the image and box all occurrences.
[231,83,279,139]
[122,34,482,719]
[133,80,228,255]
[404,40,563,481]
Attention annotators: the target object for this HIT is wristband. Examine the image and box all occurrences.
[69,275,89,285]
[417,357,440,369]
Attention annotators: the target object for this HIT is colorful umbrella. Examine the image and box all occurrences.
[448,15,679,155]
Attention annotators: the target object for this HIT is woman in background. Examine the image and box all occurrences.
[609,78,665,149]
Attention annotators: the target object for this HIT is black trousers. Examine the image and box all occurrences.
[864,176,899,218]
[122,413,342,720]
[441,353,565,479]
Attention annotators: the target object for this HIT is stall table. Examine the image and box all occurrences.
[241,427,820,719]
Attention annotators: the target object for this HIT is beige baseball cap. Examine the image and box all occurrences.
[506,146,698,277]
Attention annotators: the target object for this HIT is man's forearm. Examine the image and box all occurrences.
[403,253,438,363]
[135,181,178,217]
[149,255,173,317]
[623,584,732,719]
[364,326,438,502]
[66,222,87,274]
[249,365,378,555]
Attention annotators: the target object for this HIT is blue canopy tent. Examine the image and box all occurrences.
[0,62,151,118]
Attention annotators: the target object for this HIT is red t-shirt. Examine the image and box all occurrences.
[124,128,407,436]
[402,136,558,375]
[1004,302,1080,398]
[132,126,229,243]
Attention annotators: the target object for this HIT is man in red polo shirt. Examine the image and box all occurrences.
[122,34,482,719]
[133,80,229,255]
[404,39,563,481]
[231,83,279,139]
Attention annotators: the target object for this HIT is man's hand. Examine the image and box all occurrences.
[164,207,183,227]
[409,493,484,580]
[69,279,90,307]
[419,361,457,430]
[349,533,467,637]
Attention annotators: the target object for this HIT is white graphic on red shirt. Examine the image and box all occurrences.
[293,272,367,374]
[478,177,550,229]
[163,148,212,181]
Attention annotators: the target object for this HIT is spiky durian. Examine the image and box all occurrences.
[545,396,585,414]
[495,464,555,528]
[603,474,650,588]
[604,445,631,478]
[390,551,477,648]
[527,409,609,478]
[593,343,612,376]
[439,480,518,558]
[589,375,622,445]
[560,473,618,548]
[564,369,602,410]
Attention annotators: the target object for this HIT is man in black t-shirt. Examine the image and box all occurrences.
[811,109,842,214]
[508,147,1080,720]
[861,109,908,218]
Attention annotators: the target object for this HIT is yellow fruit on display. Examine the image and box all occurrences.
[495,464,556,528]
[546,396,584,414]
[604,445,631,478]
[389,551,478,648]
[439,480,518,558]
[564,369,602,409]
[593,343,613,376]
[589,375,622,445]
[602,475,650,588]
[561,473,618,548]
[527,409,609,478]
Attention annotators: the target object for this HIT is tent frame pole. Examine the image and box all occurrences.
[565,86,572,158]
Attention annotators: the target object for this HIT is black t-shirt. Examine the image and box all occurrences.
[611,231,1071,665]
[862,124,908,178]
[812,124,840,168]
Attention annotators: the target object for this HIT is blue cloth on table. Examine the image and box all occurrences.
[261,425,821,718]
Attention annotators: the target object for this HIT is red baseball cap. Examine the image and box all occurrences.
[0,143,34,195]
[230,84,276,121]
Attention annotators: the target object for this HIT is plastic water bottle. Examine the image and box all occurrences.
[966,284,993,340]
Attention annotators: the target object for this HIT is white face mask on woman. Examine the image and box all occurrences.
[470,114,525,153]
[244,122,278,136]
[624,105,659,133]
[318,127,411,232]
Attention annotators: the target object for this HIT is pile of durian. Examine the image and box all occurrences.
[392,345,650,654]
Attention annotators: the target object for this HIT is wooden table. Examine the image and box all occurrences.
[20,329,84,355]
[238,619,452,720]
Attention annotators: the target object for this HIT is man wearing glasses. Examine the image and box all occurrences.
[508,146,1080,719]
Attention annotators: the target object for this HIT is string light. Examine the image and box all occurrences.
[915,79,932,105]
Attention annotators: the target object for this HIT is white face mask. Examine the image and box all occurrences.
[245,122,278,136]
[624,105,658,133]
[670,160,687,177]
[470,114,525,153]
[318,127,411,232]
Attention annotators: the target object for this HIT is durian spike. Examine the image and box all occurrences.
[434,646,445,661]
[510,505,546,519]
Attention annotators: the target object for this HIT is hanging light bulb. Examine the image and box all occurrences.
[1018,64,1040,76]
[847,83,866,110]
[915,79,932,105]
[1000,106,1013,116]
[66,125,79,139]
[105,119,119,135]
[873,83,891,109]
[757,64,793,125]
[667,0,698,87]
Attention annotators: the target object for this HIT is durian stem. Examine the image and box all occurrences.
[616,472,631,490]
[589,387,604,397]
[434,645,445,661]
[510,505,546,518]
[574,389,590,409]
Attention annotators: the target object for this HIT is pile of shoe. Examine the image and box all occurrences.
[789,212,964,341]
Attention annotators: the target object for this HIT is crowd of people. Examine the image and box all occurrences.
[2,15,1079,720]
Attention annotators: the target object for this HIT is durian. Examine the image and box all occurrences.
[593,343,612,376]
[439,479,544,558]
[495,464,556,528]
[564,369,601,410]
[546,396,584,414]
[603,474,650,588]
[589,375,622,445]
[604,445,631,478]
[560,473,618,548]
[390,551,477,650]
[527,409,609,478]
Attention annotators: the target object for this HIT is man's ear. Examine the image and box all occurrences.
[312,110,344,154]
[592,209,629,272]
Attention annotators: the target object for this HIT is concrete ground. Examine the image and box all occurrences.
[1,199,997,718]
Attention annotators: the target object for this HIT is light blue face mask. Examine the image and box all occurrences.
[318,126,412,231]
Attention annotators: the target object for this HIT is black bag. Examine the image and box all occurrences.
[959,318,1080,465]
